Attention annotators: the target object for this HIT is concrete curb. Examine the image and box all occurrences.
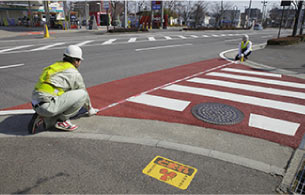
[0,131,285,176]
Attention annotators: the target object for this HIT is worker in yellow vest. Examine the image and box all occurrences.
[235,34,252,61]
[28,45,98,134]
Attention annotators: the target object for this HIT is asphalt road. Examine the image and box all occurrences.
[0,28,291,109]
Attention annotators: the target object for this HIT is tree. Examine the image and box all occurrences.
[176,1,193,26]
[292,0,304,36]
[110,1,124,27]
[211,1,231,28]
[192,1,208,27]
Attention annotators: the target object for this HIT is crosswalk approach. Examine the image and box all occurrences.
[126,67,304,137]
[0,33,246,54]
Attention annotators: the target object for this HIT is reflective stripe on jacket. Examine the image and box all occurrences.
[34,62,76,96]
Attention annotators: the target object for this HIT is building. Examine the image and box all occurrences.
[221,9,241,27]
[240,8,262,27]
[0,1,63,27]
[269,7,298,28]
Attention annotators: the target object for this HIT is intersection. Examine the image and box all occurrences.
[0,27,302,193]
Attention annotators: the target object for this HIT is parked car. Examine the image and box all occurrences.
[254,24,263,30]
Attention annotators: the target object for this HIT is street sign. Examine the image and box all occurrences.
[281,0,291,6]
[143,156,197,190]
[152,1,161,10]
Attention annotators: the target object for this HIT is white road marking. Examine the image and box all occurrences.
[164,36,172,40]
[0,45,33,53]
[249,114,300,136]
[224,38,242,42]
[221,68,282,77]
[187,77,305,100]
[127,94,190,111]
[135,43,192,52]
[128,38,137,42]
[0,63,24,69]
[178,35,187,39]
[190,35,198,38]
[30,42,65,51]
[0,109,34,115]
[162,84,305,115]
[148,37,156,41]
[211,34,220,37]
[207,72,305,89]
[102,39,117,45]
[75,40,94,47]
[202,35,209,37]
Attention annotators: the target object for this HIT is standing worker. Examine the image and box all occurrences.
[28,45,98,134]
[235,34,252,61]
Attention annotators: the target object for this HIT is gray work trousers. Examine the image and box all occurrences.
[34,89,90,128]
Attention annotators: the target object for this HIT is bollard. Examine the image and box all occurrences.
[44,24,50,38]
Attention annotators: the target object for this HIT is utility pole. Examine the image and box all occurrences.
[292,0,304,36]
[261,0,267,24]
[124,0,128,28]
[28,1,33,27]
[299,2,305,35]
[161,0,164,29]
[247,0,252,28]
[43,1,50,27]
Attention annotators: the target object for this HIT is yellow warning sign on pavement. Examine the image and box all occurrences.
[143,156,197,190]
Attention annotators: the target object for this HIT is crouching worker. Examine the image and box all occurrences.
[235,34,252,61]
[28,45,98,134]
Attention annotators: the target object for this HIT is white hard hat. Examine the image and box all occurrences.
[243,34,249,41]
[64,45,83,60]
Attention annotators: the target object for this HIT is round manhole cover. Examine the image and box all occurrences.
[191,102,244,125]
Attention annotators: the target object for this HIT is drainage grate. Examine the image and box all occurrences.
[191,102,244,125]
[291,155,305,194]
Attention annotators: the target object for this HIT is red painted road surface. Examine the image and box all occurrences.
[4,58,305,148]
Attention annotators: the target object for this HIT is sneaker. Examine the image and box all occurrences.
[55,120,78,131]
[28,113,45,134]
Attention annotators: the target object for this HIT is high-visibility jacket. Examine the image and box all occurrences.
[238,40,252,56]
[34,62,76,96]
[241,40,250,49]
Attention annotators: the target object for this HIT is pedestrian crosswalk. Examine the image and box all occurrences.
[125,66,305,137]
[0,33,246,54]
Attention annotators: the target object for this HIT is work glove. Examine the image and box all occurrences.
[88,107,99,116]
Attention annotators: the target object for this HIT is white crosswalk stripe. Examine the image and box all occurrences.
[190,35,199,38]
[207,72,305,89]
[127,94,190,111]
[148,37,156,41]
[75,40,94,47]
[30,42,65,51]
[187,77,305,100]
[221,68,282,77]
[162,84,305,115]
[249,114,299,136]
[128,38,137,42]
[0,45,33,53]
[102,39,117,45]
[178,35,187,39]
[164,36,172,40]
[202,35,209,37]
